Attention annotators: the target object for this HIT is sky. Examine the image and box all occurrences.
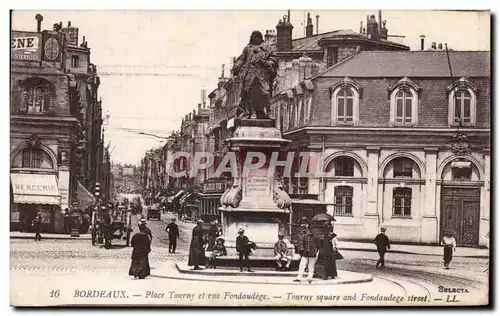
[11,10,490,165]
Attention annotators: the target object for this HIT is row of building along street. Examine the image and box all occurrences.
[139,10,490,247]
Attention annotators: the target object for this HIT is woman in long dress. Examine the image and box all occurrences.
[129,225,151,279]
[188,220,205,270]
[321,231,338,280]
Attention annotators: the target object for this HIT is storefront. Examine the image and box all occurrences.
[10,172,61,232]
[198,179,227,223]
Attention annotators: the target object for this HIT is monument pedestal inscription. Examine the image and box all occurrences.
[219,119,296,259]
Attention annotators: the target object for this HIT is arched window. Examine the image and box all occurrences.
[331,78,360,126]
[20,78,53,114]
[393,157,414,178]
[334,156,354,177]
[11,147,54,169]
[393,187,412,217]
[447,77,478,126]
[336,88,354,123]
[395,89,413,124]
[454,90,472,125]
[334,186,353,216]
[389,77,421,126]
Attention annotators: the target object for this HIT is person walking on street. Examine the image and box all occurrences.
[375,227,391,269]
[294,223,320,283]
[441,230,457,269]
[32,212,43,241]
[139,218,152,242]
[188,219,205,270]
[236,228,252,273]
[166,218,179,253]
[100,206,113,249]
[129,223,152,279]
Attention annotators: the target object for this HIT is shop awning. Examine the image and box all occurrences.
[173,190,185,200]
[179,192,192,204]
[77,181,96,210]
[10,173,60,205]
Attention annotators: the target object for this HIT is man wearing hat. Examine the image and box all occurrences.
[374,227,391,269]
[166,218,180,253]
[294,223,320,283]
[274,233,291,271]
[32,212,43,241]
[236,228,252,272]
[139,218,152,242]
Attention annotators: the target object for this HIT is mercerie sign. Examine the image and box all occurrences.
[11,31,42,62]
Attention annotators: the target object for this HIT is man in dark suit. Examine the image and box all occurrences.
[166,218,180,253]
[236,228,252,272]
[374,227,391,269]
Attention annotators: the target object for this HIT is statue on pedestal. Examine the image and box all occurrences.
[232,31,278,119]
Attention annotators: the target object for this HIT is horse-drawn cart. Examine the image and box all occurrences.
[91,208,133,247]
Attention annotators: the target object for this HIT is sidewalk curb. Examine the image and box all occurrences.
[144,264,374,286]
[10,235,92,241]
[339,247,489,259]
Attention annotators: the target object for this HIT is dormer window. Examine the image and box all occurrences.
[330,77,360,126]
[389,77,421,126]
[447,77,478,127]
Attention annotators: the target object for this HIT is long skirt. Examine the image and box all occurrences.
[443,246,453,266]
[129,256,151,279]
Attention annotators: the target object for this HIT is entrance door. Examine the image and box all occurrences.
[440,187,480,246]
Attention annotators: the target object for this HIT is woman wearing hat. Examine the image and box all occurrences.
[139,218,152,242]
[129,222,151,279]
[188,220,206,270]
[441,230,457,269]
[207,236,227,269]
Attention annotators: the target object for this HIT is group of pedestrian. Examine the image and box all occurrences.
[293,219,341,283]
[374,227,458,270]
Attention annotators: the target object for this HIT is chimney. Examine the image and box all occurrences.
[276,11,294,52]
[316,15,319,34]
[378,10,382,33]
[438,43,443,50]
[431,42,436,50]
[35,14,43,33]
[305,13,313,37]
[62,21,79,46]
[367,15,379,41]
[379,20,388,40]
[198,103,202,112]
[420,35,425,50]
[360,21,363,33]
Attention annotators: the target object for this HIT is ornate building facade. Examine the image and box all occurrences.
[10,16,107,232]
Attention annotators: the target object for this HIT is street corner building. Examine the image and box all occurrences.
[10,17,112,233]
[270,29,490,247]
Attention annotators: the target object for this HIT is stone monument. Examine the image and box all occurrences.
[218,31,295,261]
